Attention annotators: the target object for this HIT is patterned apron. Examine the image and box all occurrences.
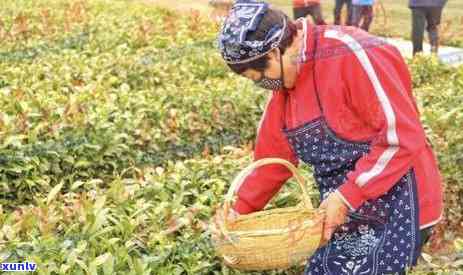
[282,80,421,275]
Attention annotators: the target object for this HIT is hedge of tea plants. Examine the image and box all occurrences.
[0,0,461,274]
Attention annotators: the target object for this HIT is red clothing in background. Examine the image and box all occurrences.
[293,0,321,7]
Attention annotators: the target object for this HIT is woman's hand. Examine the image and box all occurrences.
[210,205,239,242]
[318,192,349,246]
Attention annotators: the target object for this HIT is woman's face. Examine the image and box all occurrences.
[242,50,283,82]
[241,34,301,90]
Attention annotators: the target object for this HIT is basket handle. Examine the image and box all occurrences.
[222,158,313,229]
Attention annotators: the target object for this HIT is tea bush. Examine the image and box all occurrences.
[0,0,266,208]
[0,0,461,274]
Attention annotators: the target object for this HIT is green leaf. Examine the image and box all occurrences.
[102,254,114,275]
[93,253,111,266]
[71,180,85,191]
[455,238,463,252]
[74,259,88,273]
[47,181,64,205]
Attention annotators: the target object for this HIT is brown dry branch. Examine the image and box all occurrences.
[17,112,29,134]
[11,13,29,40]
[458,17,463,38]
[136,19,155,46]
[202,144,210,157]
[69,1,87,23]
[64,1,87,32]
[188,9,202,34]
[0,113,5,132]
[162,206,203,235]
[134,119,153,146]
[71,78,85,87]
[12,88,25,101]
[0,19,11,41]
[375,1,389,32]
[209,0,233,21]
[372,0,392,37]
[439,19,454,45]
[439,16,463,46]
[163,13,177,36]
[64,10,71,33]
[40,8,55,36]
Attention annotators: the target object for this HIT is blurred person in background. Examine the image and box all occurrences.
[409,0,448,55]
[293,0,326,25]
[351,0,375,32]
[334,0,353,25]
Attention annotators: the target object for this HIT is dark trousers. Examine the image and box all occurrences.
[293,5,326,25]
[334,0,353,25]
[411,7,443,55]
[399,226,434,275]
[351,5,374,32]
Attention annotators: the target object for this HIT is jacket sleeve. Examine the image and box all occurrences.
[335,42,428,211]
[233,92,299,214]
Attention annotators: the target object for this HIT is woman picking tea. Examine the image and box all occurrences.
[214,1,444,274]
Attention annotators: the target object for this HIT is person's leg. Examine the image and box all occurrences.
[334,0,343,25]
[309,4,327,25]
[293,6,311,20]
[426,7,444,54]
[411,7,427,55]
[346,0,353,25]
[351,5,362,28]
[361,5,374,32]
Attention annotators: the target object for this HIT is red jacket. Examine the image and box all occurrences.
[293,0,321,7]
[232,23,444,230]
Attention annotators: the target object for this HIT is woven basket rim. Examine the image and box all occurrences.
[227,219,322,238]
[221,206,325,239]
[231,205,322,221]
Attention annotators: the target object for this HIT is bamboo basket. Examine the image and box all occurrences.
[213,158,324,271]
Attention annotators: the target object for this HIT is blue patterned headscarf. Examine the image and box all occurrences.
[218,0,287,64]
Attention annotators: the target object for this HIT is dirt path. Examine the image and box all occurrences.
[384,37,463,66]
